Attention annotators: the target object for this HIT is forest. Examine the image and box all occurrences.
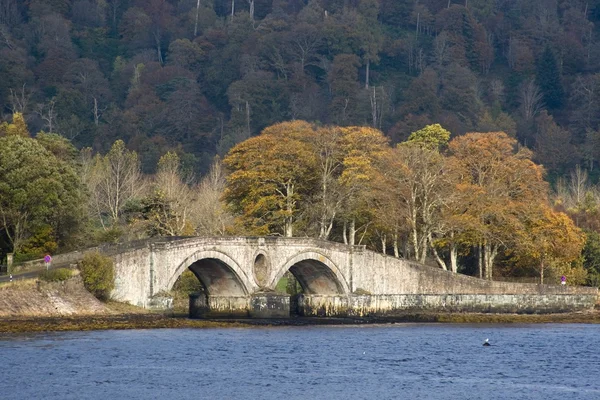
[2,0,600,284]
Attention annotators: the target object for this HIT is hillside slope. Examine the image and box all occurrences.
[0,276,109,317]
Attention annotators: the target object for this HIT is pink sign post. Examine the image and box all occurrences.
[44,254,52,271]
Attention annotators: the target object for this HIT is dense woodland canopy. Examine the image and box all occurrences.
[3,0,600,284]
[3,0,600,173]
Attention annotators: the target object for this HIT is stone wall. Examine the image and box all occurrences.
[297,293,598,316]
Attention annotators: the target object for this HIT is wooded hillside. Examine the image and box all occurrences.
[2,0,600,175]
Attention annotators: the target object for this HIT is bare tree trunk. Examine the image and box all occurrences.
[450,243,458,273]
[540,259,544,284]
[365,58,370,89]
[429,233,447,270]
[349,218,356,246]
[245,100,251,135]
[343,220,348,244]
[285,181,294,237]
[231,0,235,16]
[369,86,379,128]
[92,97,100,126]
[415,12,420,40]
[194,0,201,36]
[483,241,497,280]
[393,231,399,258]
[247,0,254,20]
[478,243,483,279]
[381,234,386,255]
[154,30,163,64]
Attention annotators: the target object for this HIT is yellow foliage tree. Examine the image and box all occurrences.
[223,121,318,237]
[512,205,586,284]
[0,113,30,137]
[447,132,549,280]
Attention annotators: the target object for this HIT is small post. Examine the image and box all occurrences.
[44,254,52,271]
[7,253,13,276]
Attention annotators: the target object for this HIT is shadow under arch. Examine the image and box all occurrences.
[270,251,349,295]
[167,250,251,296]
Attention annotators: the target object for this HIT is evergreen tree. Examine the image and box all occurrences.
[536,47,564,110]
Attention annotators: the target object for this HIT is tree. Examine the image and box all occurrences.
[375,124,451,265]
[223,121,317,236]
[84,140,145,229]
[143,152,196,237]
[337,126,390,245]
[582,230,600,286]
[0,135,83,255]
[196,157,234,236]
[406,123,451,150]
[0,112,29,137]
[79,251,115,300]
[536,46,564,110]
[534,111,577,173]
[327,54,360,124]
[513,205,585,284]
[447,132,548,280]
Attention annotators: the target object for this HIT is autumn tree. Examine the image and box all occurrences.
[512,205,585,284]
[447,132,548,280]
[223,121,389,241]
[223,121,317,236]
[337,126,390,245]
[374,124,451,265]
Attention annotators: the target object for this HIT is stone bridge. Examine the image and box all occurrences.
[98,236,598,318]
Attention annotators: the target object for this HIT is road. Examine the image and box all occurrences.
[0,263,73,283]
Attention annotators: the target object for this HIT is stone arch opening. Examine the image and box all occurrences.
[187,258,248,297]
[167,251,251,297]
[288,260,343,294]
[271,252,349,295]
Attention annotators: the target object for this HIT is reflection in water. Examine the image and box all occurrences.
[1,324,600,400]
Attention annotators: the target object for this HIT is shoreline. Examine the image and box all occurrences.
[2,310,600,334]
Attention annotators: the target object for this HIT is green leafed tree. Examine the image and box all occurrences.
[536,47,564,110]
[406,123,451,150]
[0,134,84,255]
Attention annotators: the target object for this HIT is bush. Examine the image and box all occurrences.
[39,268,73,282]
[172,270,204,294]
[78,252,114,300]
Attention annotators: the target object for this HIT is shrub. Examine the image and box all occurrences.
[39,268,73,282]
[78,252,114,300]
[172,270,204,294]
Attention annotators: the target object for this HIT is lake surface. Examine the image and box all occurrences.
[1,324,599,399]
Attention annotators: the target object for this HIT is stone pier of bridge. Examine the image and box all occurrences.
[98,236,598,318]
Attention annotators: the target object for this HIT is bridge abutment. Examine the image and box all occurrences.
[189,292,291,319]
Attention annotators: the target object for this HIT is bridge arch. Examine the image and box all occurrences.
[167,250,251,296]
[270,251,349,295]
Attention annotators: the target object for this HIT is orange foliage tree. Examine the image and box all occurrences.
[512,205,585,284]
[447,132,549,279]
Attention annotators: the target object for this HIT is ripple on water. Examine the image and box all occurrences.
[1,324,599,400]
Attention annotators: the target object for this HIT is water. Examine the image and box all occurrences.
[1,324,599,400]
